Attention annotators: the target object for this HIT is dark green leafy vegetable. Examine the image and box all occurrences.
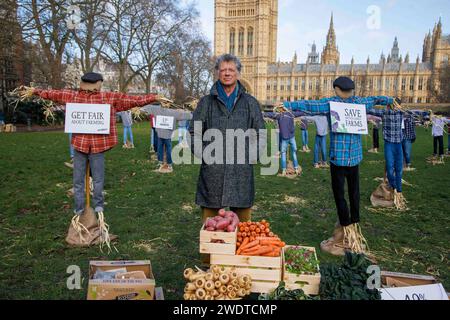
[319,252,381,300]
[258,281,319,300]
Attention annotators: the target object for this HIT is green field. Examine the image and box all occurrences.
[0,123,449,299]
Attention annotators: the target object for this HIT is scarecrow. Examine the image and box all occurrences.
[368,99,411,211]
[283,76,394,257]
[17,72,161,251]
[263,105,304,178]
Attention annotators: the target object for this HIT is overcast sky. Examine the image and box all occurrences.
[194,0,449,64]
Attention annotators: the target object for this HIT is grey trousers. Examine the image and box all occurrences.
[73,149,105,214]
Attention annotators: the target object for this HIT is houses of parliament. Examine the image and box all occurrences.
[214,0,450,105]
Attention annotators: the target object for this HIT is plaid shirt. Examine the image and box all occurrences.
[402,114,416,141]
[285,95,393,167]
[369,108,404,143]
[34,89,157,154]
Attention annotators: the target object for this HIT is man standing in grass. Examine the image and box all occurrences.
[283,76,393,256]
[190,54,265,223]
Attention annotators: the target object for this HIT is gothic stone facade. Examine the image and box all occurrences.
[214,0,450,105]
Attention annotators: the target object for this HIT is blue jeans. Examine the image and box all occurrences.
[73,150,105,214]
[69,133,74,158]
[301,129,309,147]
[402,139,412,165]
[123,126,134,144]
[157,137,173,165]
[385,141,403,192]
[313,135,327,165]
[281,137,299,170]
[178,125,189,144]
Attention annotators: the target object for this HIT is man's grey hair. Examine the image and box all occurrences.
[215,54,242,73]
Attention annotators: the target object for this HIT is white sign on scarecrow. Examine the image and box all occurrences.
[330,102,368,135]
[65,103,111,134]
[155,115,174,130]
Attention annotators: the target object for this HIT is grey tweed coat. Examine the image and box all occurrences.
[189,81,266,209]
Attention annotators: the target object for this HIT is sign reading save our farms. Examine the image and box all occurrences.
[330,102,368,135]
[65,103,111,134]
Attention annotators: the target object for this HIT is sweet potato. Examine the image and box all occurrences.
[218,209,226,217]
[206,227,216,232]
[215,219,230,230]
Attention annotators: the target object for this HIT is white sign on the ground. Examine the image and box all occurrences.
[330,101,368,135]
[379,284,448,300]
[65,103,110,134]
[155,115,174,130]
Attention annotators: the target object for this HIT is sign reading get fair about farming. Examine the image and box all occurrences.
[330,102,368,135]
[65,103,111,134]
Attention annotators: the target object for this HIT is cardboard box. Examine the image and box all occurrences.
[380,271,448,301]
[87,260,155,300]
[381,271,437,288]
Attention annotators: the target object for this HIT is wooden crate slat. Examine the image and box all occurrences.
[199,224,237,255]
[211,254,282,269]
[223,267,281,282]
[251,281,280,294]
[282,245,321,296]
[199,243,236,255]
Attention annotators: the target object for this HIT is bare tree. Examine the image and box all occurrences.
[17,0,73,88]
[133,0,196,94]
[156,26,213,102]
[99,0,145,92]
[70,0,112,73]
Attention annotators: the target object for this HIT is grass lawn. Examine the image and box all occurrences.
[0,122,449,299]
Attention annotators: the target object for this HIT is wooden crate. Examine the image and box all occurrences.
[199,224,237,255]
[282,245,321,295]
[210,254,282,294]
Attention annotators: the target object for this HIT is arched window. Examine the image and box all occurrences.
[229,28,236,55]
[247,27,254,56]
[238,27,244,56]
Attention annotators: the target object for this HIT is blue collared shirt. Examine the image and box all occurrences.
[284,96,393,167]
[369,108,404,144]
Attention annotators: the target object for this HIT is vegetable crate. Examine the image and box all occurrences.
[199,224,237,255]
[282,245,321,295]
[210,254,282,294]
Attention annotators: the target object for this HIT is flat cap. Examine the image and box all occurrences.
[333,76,355,91]
[81,72,104,83]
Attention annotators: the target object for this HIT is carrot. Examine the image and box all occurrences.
[236,237,250,255]
[260,240,284,247]
[236,242,241,247]
[261,251,280,257]
[268,232,274,237]
[239,227,245,232]
[239,239,260,251]
[250,225,256,231]
[244,227,250,233]
[260,225,266,231]
[244,246,274,256]
[265,228,271,233]
[241,232,247,238]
